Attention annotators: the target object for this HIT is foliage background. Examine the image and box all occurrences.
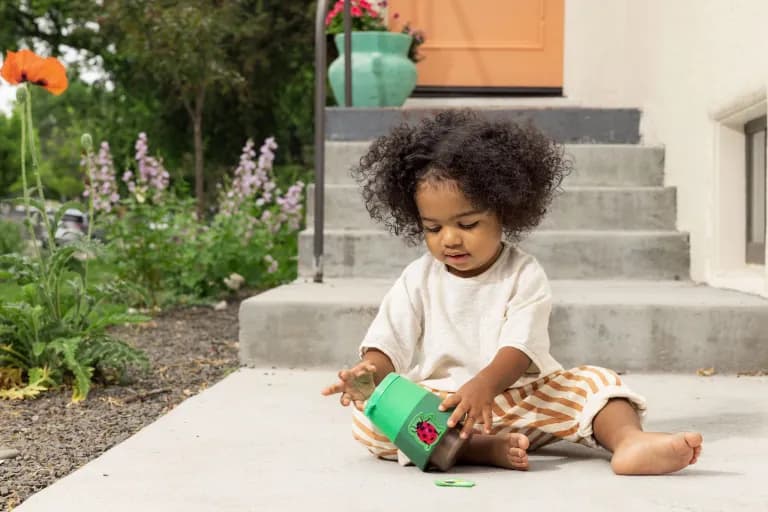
[0,0,317,203]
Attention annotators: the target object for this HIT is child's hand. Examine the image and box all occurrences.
[321,361,377,411]
[438,376,497,439]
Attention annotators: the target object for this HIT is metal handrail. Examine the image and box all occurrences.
[314,0,353,283]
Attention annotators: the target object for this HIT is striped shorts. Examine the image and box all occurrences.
[351,365,647,461]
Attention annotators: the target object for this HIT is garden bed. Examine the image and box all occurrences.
[0,300,243,510]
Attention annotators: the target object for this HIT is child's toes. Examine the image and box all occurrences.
[509,448,528,467]
[690,445,702,464]
[509,447,527,459]
[509,454,529,470]
[508,432,530,451]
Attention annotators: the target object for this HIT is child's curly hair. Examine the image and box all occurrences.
[352,109,572,246]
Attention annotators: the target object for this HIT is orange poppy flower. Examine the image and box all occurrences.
[1,49,68,96]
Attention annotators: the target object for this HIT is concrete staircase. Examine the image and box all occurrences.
[239,107,768,373]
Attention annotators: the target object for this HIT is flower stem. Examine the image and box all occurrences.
[20,84,55,316]
[25,87,54,249]
[18,85,41,261]
[19,89,31,233]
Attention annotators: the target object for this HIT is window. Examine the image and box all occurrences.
[746,115,767,265]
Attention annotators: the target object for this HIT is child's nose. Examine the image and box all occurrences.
[441,227,462,247]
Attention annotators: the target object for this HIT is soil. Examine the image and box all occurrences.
[0,300,243,510]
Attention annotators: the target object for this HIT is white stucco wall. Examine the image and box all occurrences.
[565,0,768,292]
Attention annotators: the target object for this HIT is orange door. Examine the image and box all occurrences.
[387,0,564,89]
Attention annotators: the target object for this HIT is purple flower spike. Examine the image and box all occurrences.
[82,141,121,212]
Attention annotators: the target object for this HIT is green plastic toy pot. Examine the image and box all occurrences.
[364,373,462,470]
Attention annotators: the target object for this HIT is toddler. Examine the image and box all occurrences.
[321,110,702,474]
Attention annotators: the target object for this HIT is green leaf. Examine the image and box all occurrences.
[32,341,45,358]
[0,343,31,369]
[49,336,93,402]
[27,366,55,386]
[20,283,38,303]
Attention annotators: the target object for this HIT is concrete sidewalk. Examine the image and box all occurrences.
[17,369,768,512]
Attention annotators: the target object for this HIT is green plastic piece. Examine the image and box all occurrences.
[350,372,375,400]
[364,373,427,442]
[434,479,476,488]
[365,374,455,470]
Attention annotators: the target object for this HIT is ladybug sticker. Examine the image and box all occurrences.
[408,414,442,450]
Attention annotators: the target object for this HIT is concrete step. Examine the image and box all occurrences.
[307,184,677,231]
[238,279,768,373]
[298,229,690,280]
[325,107,640,142]
[324,141,665,186]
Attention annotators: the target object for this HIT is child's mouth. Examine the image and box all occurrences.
[446,253,469,263]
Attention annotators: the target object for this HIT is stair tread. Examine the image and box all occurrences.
[326,107,641,143]
[247,279,768,307]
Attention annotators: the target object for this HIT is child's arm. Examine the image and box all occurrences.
[439,347,532,439]
[361,348,396,384]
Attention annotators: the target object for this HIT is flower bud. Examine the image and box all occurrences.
[81,133,93,152]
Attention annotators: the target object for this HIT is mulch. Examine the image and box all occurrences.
[0,299,244,510]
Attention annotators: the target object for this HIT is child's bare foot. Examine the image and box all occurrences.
[458,432,530,470]
[610,431,703,475]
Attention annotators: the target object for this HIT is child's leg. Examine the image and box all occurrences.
[592,397,703,475]
[455,365,651,471]
[350,407,398,461]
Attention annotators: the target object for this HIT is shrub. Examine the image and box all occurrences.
[0,58,149,401]
[92,134,305,306]
[0,218,23,255]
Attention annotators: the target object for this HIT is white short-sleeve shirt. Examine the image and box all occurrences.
[359,242,563,391]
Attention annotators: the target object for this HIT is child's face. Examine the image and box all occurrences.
[415,180,503,278]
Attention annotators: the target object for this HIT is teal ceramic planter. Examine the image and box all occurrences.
[329,32,417,107]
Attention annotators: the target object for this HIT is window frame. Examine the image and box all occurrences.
[745,115,767,265]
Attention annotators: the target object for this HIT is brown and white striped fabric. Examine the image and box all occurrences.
[352,365,647,461]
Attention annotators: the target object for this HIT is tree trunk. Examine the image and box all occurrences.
[192,86,206,219]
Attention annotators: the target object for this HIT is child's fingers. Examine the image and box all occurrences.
[357,361,377,372]
[482,407,493,434]
[460,413,477,439]
[353,400,366,411]
[352,364,376,378]
[446,402,467,428]
[340,392,352,406]
[439,393,461,412]
[321,381,345,396]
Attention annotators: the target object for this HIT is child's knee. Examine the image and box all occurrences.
[350,409,397,457]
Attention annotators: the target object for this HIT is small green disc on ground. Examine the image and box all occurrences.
[434,478,475,488]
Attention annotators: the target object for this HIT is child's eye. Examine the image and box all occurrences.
[424,226,441,233]
[459,222,479,230]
